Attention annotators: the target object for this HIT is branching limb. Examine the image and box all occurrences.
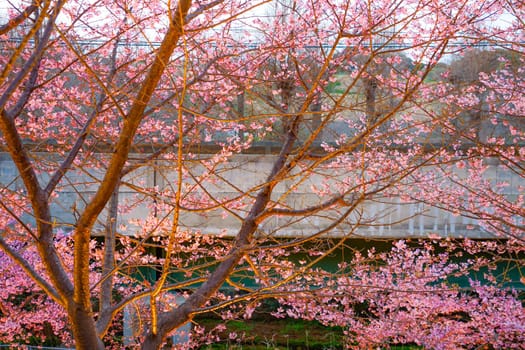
[0,0,65,109]
[262,193,355,218]
[45,22,125,196]
[0,110,74,300]
[0,235,63,306]
[0,2,38,35]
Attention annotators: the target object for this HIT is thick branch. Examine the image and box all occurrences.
[0,3,38,35]
[0,109,74,299]
[96,183,119,337]
[72,0,192,329]
[141,114,302,349]
[8,61,40,120]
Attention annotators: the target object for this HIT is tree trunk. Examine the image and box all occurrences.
[69,303,105,350]
[365,77,378,125]
[141,333,164,350]
[310,93,323,143]
[97,182,120,336]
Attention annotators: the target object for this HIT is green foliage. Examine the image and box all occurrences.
[227,320,255,333]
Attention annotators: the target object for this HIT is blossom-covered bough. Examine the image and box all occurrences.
[0,0,523,349]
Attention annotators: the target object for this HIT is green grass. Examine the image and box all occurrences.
[196,318,343,349]
[227,320,255,332]
[196,317,425,350]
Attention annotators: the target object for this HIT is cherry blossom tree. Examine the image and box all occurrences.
[274,239,525,349]
[0,0,523,349]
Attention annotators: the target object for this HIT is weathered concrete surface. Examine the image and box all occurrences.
[1,152,520,239]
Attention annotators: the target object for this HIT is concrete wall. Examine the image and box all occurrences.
[1,152,520,239]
